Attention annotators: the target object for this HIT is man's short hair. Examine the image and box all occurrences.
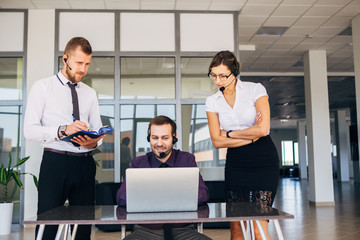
[64,37,92,55]
[148,115,177,136]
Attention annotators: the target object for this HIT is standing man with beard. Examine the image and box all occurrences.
[24,37,104,240]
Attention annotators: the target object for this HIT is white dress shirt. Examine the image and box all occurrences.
[24,71,103,152]
[205,79,268,131]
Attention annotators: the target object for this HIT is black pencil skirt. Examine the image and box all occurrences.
[225,135,279,206]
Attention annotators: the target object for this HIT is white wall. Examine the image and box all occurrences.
[24,9,55,221]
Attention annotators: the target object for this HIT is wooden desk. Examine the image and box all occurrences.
[23,202,294,240]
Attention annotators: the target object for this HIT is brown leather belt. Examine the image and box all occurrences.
[44,148,92,157]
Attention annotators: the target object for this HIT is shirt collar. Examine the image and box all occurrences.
[149,149,176,167]
[56,71,80,88]
[214,78,242,99]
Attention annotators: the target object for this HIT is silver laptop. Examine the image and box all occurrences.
[126,167,199,213]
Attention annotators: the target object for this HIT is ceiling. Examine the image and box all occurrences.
[1,0,358,128]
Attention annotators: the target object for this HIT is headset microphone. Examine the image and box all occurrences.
[159,152,166,158]
[64,58,72,71]
[220,76,237,92]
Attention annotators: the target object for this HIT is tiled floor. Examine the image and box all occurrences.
[3,178,360,240]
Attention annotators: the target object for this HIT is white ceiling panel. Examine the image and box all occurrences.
[271,5,310,17]
[276,36,305,44]
[329,50,353,58]
[312,27,346,36]
[327,36,353,44]
[68,1,106,9]
[32,1,70,9]
[211,0,247,3]
[281,0,316,5]
[175,0,211,10]
[238,15,268,26]
[321,43,347,51]
[316,0,353,5]
[263,16,298,27]
[105,0,140,10]
[262,50,289,57]
[141,0,175,4]
[0,0,35,8]
[291,43,322,51]
[253,43,273,50]
[240,4,278,16]
[238,35,253,43]
[277,58,300,64]
[301,36,333,44]
[247,0,282,4]
[271,43,297,49]
[336,3,360,17]
[283,26,317,36]
[209,3,245,11]
[140,0,175,9]
[304,5,343,17]
[140,3,176,10]
[238,26,259,35]
[293,17,329,27]
[323,16,352,27]
[251,35,280,43]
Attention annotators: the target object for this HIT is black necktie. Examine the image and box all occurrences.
[159,163,169,168]
[67,82,80,120]
[159,163,173,239]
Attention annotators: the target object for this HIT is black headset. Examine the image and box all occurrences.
[233,56,240,77]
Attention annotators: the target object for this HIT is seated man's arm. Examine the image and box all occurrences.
[186,153,210,205]
[116,178,127,206]
[198,174,210,205]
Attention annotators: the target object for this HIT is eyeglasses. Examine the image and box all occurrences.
[208,71,233,81]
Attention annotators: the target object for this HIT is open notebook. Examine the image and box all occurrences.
[126,167,199,213]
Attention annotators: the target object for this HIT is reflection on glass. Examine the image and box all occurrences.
[94,105,114,183]
[281,140,294,166]
[0,58,23,100]
[181,57,216,99]
[120,104,175,180]
[0,106,22,223]
[58,57,115,99]
[120,57,175,99]
[182,104,225,167]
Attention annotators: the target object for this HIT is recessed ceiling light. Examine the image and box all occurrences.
[256,27,289,36]
[292,60,303,67]
[338,26,352,36]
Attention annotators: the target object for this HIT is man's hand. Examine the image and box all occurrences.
[71,134,105,149]
[65,120,89,135]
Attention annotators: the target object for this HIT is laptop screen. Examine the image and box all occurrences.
[126,167,199,213]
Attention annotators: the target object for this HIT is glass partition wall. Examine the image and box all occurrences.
[0,58,25,223]
[53,10,238,183]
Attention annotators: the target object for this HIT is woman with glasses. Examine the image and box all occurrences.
[205,51,279,240]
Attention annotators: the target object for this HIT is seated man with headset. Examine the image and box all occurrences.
[116,115,211,240]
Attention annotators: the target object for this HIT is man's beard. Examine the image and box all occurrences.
[154,147,172,159]
[65,67,84,83]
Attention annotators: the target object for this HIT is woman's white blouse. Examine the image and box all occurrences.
[206,79,267,131]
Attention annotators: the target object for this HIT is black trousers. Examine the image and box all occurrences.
[35,151,96,240]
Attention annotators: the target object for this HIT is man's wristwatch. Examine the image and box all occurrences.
[60,125,68,136]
